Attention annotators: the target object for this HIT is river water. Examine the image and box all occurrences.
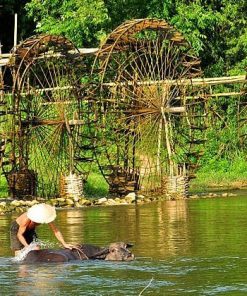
[1,192,247,295]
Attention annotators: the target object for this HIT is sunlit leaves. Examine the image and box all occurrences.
[25,0,109,46]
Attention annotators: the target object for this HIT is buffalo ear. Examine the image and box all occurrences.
[126,243,134,248]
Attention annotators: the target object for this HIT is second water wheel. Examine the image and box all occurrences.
[91,19,206,195]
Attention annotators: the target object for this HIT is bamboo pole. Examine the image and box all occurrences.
[102,75,246,87]
[161,106,174,176]
[0,48,99,66]
[174,91,246,101]
[156,117,163,174]
[0,42,3,87]
[15,80,245,97]
[14,14,18,49]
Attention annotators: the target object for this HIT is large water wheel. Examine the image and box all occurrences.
[3,35,93,198]
[91,19,206,196]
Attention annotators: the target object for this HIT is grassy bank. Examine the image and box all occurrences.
[0,177,8,198]
[190,156,247,191]
[190,172,247,191]
[84,172,109,197]
[1,157,246,198]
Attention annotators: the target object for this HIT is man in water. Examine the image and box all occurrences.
[10,203,75,256]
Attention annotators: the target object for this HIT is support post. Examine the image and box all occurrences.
[14,13,18,49]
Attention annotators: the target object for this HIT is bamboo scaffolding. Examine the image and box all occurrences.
[0,48,99,66]
[1,53,246,90]
[102,75,247,87]
[180,91,246,100]
[9,75,245,96]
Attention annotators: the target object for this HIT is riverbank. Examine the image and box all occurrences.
[0,192,144,214]
[0,189,242,215]
[190,174,247,191]
[1,170,246,214]
[190,156,247,191]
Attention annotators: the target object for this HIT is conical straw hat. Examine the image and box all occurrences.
[27,203,56,224]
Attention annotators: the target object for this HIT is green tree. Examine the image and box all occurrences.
[165,0,247,76]
[25,0,165,46]
[25,0,109,47]
[220,0,247,75]
[104,0,164,29]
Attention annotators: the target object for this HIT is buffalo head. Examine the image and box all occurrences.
[105,242,134,261]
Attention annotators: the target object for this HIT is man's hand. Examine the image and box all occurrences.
[63,243,77,250]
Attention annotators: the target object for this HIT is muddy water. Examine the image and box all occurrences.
[1,192,247,295]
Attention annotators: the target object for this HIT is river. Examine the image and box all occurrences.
[1,191,247,295]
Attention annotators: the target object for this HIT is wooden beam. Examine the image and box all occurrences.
[204,91,246,97]
[0,48,99,67]
[103,75,247,87]
[176,91,246,100]
[19,76,244,94]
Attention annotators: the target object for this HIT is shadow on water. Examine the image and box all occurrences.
[1,191,247,295]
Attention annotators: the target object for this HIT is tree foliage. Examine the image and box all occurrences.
[161,0,247,75]
[25,0,109,47]
[23,0,247,75]
[2,0,245,73]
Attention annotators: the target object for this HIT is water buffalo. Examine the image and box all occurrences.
[21,242,134,263]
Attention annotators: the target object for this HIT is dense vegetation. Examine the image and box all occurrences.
[3,0,246,74]
[1,0,247,192]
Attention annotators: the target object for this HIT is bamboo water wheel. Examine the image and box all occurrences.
[91,19,206,195]
[2,35,93,198]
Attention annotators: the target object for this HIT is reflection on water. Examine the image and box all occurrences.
[1,192,247,295]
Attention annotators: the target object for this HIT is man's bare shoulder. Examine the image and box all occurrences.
[16,212,30,226]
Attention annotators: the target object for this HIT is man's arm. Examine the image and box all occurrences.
[17,225,29,248]
[48,222,75,249]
